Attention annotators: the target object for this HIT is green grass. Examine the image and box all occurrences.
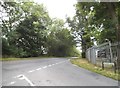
[0,58,2,61]
[70,58,119,80]
[1,57,33,61]
[0,56,53,61]
[0,56,70,61]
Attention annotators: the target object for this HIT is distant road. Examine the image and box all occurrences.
[2,58,118,86]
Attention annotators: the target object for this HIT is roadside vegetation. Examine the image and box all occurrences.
[1,0,119,76]
[1,56,73,61]
[1,58,27,61]
[1,56,71,61]
[1,57,50,61]
[1,1,80,58]
[71,58,119,80]
[1,1,119,59]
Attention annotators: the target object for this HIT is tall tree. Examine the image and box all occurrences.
[15,2,50,57]
[1,1,23,56]
[1,1,51,57]
[46,19,76,56]
[66,3,95,58]
[67,2,119,58]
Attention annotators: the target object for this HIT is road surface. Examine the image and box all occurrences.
[2,58,118,86]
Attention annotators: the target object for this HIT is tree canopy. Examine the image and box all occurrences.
[1,1,119,58]
[1,1,79,57]
[66,2,119,58]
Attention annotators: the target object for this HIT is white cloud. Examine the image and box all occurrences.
[34,0,77,20]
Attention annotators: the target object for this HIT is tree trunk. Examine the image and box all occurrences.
[106,2,120,74]
[117,23,120,72]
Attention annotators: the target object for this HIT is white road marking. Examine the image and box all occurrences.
[17,74,25,80]
[36,68,41,70]
[14,74,23,79]
[48,65,52,67]
[52,64,55,66]
[28,70,35,73]
[13,61,67,83]
[8,61,69,86]
[17,74,35,86]
[43,66,47,68]
[8,61,68,86]
[8,81,16,85]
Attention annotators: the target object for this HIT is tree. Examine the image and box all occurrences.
[91,2,118,43]
[66,2,119,58]
[66,3,95,58]
[1,1,78,57]
[46,19,76,56]
[1,1,23,56]
[1,1,51,57]
[15,2,50,57]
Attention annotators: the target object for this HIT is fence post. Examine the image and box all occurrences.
[110,42,113,62]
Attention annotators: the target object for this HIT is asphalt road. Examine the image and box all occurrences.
[2,58,118,86]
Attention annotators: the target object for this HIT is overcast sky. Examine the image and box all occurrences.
[34,0,77,20]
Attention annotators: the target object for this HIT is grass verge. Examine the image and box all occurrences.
[0,56,69,61]
[0,56,54,61]
[70,58,119,80]
[1,57,34,61]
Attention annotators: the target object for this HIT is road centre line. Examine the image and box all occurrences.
[43,66,47,68]
[55,63,58,64]
[13,61,67,81]
[48,64,52,67]
[28,70,35,73]
[9,61,68,86]
[36,68,41,70]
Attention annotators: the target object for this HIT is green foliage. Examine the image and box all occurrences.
[2,38,11,56]
[91,2,118,44]
[16,15,46,57]
[1,2,47,57]
[71,58,119,80]
[1,1,78,57]
[46,27,76,57]
[66,3,95,58]
[67,2,119,58]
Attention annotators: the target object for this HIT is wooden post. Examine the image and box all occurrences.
[102,61,104,70]
[114,61,117,73]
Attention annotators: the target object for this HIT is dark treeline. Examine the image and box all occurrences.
[1,1,79,57]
